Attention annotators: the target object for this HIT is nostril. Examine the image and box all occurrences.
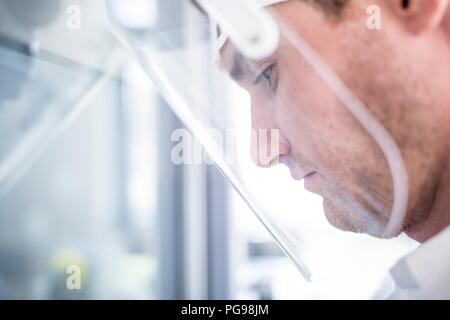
[402,0,409,9]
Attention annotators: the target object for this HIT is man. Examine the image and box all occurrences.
[218,0,450,298]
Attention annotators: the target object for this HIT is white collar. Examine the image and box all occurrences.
[389,225,450,299]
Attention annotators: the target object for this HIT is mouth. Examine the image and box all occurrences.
[279,156,317,183]
[303,172,319,193]
[292,170,319,194]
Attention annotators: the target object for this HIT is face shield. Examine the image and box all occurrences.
[0,0,118,196]
[108,0,416,297]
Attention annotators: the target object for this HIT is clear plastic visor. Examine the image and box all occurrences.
[108,0,415,297]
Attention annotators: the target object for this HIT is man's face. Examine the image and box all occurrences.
[221,0,450,239]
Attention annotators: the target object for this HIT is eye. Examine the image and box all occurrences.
[253,64,275,87]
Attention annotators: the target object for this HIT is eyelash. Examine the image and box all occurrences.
[253,64,275,88]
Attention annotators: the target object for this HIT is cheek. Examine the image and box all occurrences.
[275,65,393,201]
[275,64,342,164]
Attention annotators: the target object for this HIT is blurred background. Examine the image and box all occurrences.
[0,0,417,299]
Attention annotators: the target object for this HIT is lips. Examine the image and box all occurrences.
[303,172,319,193]
[279,155,316,181]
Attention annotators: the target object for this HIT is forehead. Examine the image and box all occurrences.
[216,2,319,68]
[219,40,253,81]
[215,2,294,71]
[219,40,238,64]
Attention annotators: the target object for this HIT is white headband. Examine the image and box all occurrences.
[215,0,287,53]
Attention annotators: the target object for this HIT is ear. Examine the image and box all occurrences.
[388,0,449,34]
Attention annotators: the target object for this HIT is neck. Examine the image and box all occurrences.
[406,158,450,243]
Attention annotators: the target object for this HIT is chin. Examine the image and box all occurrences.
[322,198,388,238]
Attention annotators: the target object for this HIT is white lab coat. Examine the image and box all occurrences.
[374,226,450,300]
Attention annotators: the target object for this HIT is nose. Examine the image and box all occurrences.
[250,98,290,167]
